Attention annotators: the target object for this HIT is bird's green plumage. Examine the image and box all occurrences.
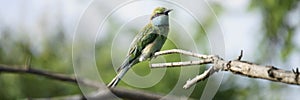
[108,7,172,88]
[129,24,158,56]
[118,23,161,71]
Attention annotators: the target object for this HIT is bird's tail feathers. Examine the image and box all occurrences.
[117,56,131,72]
[107,56,139,88]
[107,65,130,88]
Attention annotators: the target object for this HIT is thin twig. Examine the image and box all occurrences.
[236,50,243,60]
[183,66,214,89]
[154,49,215,59]
[151,59,213,68]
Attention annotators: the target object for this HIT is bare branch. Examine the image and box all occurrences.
[224,61,300,85]
[152,49,300,89]
[108,88,166,100]
[0,64,179,100]
[2,49,299,98]
[0,64,101,88]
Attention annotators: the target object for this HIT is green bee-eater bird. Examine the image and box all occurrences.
[107,7,172,88]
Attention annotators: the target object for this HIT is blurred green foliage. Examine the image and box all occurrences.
[0,1,299,99]
[250,0,300,62]
[0,27,80,99]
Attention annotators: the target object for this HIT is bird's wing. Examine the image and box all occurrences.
[117,24,158,71]
[128,24,158,57]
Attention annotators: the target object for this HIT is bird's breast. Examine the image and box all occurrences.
[157,26,169,36]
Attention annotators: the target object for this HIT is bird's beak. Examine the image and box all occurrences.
[165,9,173,15]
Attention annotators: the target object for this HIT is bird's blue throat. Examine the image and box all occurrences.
[152,15,169,26]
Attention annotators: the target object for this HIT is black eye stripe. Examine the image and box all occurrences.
[151,13,160,20]
[151,12,168,20]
